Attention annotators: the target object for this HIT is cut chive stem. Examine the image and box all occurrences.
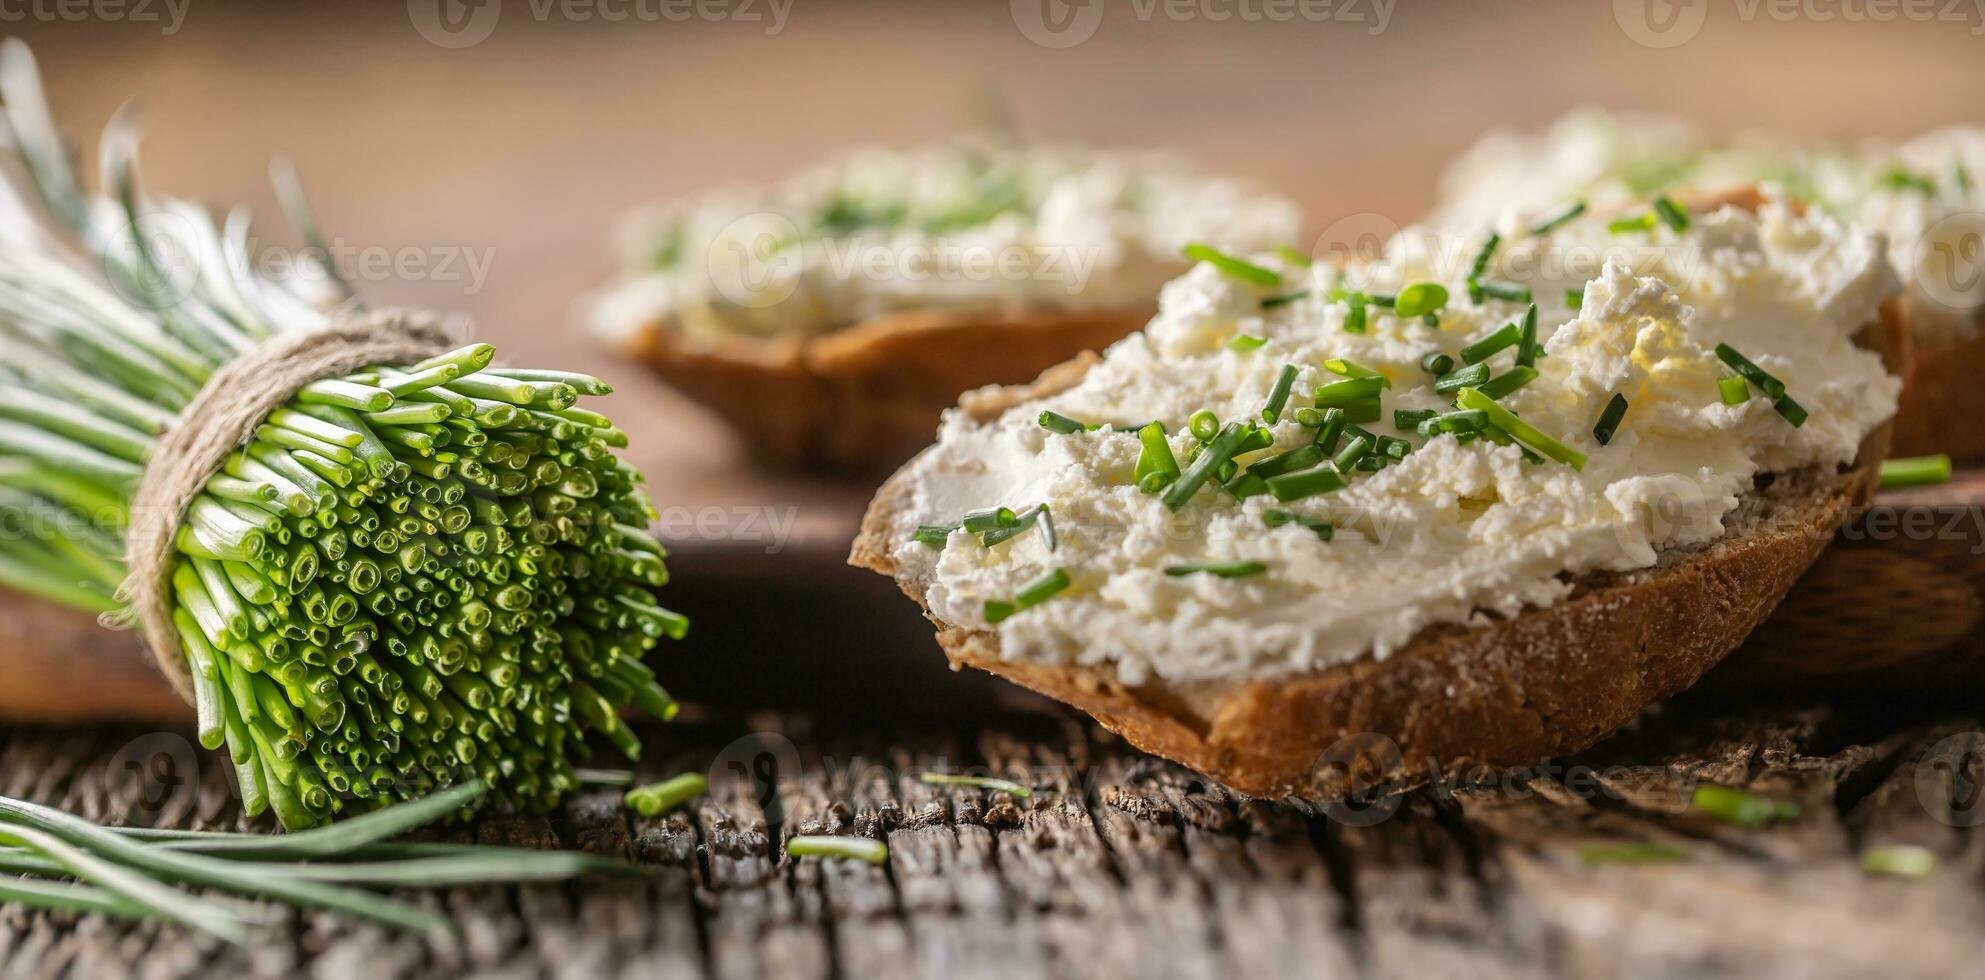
[1529,200,1587,236]
[1163,560,1268,578]
[1879,454,1951,489]
[1455,388,1586,470]
[786,835,889,864]
[624,773,708,818]
[1592,393,1629,446]
[1182,243,1281,287]
[1460,323,1521,365]
[1262,364,1301,422]
[918,773,1033,797]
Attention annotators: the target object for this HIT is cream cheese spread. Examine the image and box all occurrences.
[1430,109,1985,333]
[880,197,1898,686]
[584,137,1300,348]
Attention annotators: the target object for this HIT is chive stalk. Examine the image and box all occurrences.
[1879,455,1951,489]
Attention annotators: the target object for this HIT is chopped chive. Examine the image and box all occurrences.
[918,773,1033,798]
[1015,568,1071,607]
[1237,424,1274,453]
[1164,422,1248,510]
[1566,287,1584,309]
[1380,436,1411,459]
[1330,434,1372,471]
[1038,410,1092,434]
[1879,167,1937,194]
[1529,200,1586,236]
[1262,364,1301,422]
[1718,375,1752,405]
[1367,292,1397,307]
[1222,471,1269,499]
[1188,410,1220,442]
[624,773,708,818]
[1592,393,1629,446]
[980,505,1049,547]
[1394,282,1448,318]
[1182,243,1281,287]
[1608,210,1659,234]
[1455,388,1586,469]
[1134,422,1181,490]
[1773,394,1807,428]
[1266,464,1347,502]
[1420,312,1441,329]
[1419,351,1454,376]
[983,599,1015,622]
[1577,841,1687,866]
[1394,409,1437,430]
[1459,323,1521,365]
[1314,407,1348,453]
[1355,454,1386,471]
[1274,244,1314,267]
[1340,398,1382,424]
[1468,231,1501,282]
[1476,366,1538,400]
[786,835,889,864]
[1514,303,1541,367]
[1433,409,1488,433]
[913,523,960,549]
[1245,443,1325,480]
[1264,509,1333,540]
[1164,560,1268,578]
[1293,407,1326,427]
[1322,358,1392,388]
[1473,280,1532,303]
[1690,785,1798,827]
[1227,333,1268,351]
[1342,299,1368,334]
[1879,454,1951,489]
[1860,844,1938,878]
[1432,362,1491,394]
[961,507,1018,533]
[1313,376,1386,407]
[1137,472,1171,493]
[1712,343,1787,399]
[1260,291,1309,309]
[1652,195,1689,232]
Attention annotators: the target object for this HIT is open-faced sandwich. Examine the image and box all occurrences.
[582,136,1299,469]
[853,189,1900,798]
[1431,109,1983,459]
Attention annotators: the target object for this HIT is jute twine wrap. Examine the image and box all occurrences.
[118,309,455,702]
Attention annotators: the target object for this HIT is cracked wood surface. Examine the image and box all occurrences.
[1,699,1982,980]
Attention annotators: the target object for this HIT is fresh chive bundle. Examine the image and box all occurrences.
[0,43,679,829]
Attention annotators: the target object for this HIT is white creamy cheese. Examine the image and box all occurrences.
[583,137,1299,347]
[1429,109,1985,334]
[883,199,1898,686]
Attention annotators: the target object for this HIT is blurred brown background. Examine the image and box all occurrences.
[8,0,1983,711]
[16,1,1983,505]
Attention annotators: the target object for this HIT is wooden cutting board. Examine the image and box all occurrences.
[6,469,1982,723]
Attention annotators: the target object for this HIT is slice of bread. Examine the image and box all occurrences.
[851,239,1902,803]
[620,303,1150,471]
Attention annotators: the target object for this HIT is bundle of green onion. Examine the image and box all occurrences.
[0,42,682,828]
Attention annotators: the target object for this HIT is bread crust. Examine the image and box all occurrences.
[850,209,1902,799]
[1886,294,1985,459]
[621,304,1150,471]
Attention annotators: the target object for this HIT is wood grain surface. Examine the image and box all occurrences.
[1,699,1981,980]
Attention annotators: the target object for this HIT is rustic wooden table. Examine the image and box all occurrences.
[3,692,1982,980]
